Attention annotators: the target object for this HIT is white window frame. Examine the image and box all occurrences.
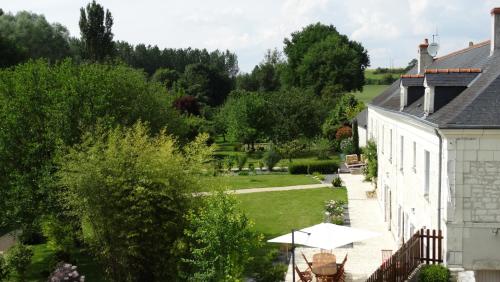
[424,150,430,200]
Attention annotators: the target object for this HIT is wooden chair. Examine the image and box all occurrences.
[332,253,347,282]
[295,265,313,282]
[301,252,313,270]
[337,253,348,268]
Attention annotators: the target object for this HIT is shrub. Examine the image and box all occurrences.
[6,243,33,281]
[363,140,378,181]
[352,119,360,155]
[263,147,281,171]
[238,171,249,176]
[312,138,332,160]
[340,138,355,155]
[41,216,75,254]
[48,262,85,282]
[419,264,450,282]
[248,163,255,174]
[237,155,248,171]
[0,254,8,281]
[332,176,343,187]
[257,161,264,171]
[288,160,339,175]
[335,126,352,140]
[325,200,345,217]
[225,156,236,171]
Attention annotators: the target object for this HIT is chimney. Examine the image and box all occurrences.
[469,41,474,47]
[418,39,433,74]
[491,8,500,55]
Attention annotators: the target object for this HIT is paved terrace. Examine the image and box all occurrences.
[284,174,397,282]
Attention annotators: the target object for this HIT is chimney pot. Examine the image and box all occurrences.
[418,38,433,73]
[491,7,500,55]
[469,41,474,47]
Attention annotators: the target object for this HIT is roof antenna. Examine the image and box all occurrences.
[428,27,440,57]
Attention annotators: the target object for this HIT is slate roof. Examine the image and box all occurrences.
[370,40,500,128]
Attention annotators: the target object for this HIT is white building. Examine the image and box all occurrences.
[366,8,500,278]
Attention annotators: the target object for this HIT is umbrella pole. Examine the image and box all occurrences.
[292,229,295,282]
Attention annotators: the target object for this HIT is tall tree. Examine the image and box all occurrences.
[79,1,114,61]
[283,23,369,95]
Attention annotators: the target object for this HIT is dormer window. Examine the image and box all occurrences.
[400,75,425,111]
[423,68,481,115]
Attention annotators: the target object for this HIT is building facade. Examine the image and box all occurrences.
[366,8,500,276]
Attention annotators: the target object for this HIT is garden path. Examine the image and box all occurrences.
[283,174,397,282]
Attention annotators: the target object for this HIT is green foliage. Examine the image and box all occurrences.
[58,123,214,281]
[0,11,71,64]
[151,67,179,89]
[312,172,326,181]
[283,23,369,95]
[340,138,355,155]
[0,254,8,281]
[248,248,287,282]
[0,60,190,233]
[221,90,269,147]
[323,94,364,134]
[48,262,85,282]
[237,155,248,171]
[225,156,236,171]
[419,265,450,282]
[352,119,360,155]
[332,176,343,187]
[325,199,345,223]
[263,147,281,171]
[41,216,75,254]
[183,192,262,281]
[277,140,305,162]
[288,160,339,174]
[79,0,115,61]
[363,140,378,181]
[237,49,283,92]
[312,138,332,160]
[6,243,34,281]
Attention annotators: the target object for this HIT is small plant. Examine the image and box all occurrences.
[257,160,264,172]
[248,163,255,174]
[363,140,378,181]
[237,155,247,171]
[312,172,325,181]
[238,171,249,176]
[5,243,33,281]
[324,200,346,224]
[332,176,343,187]
[263,146,281,172]
[340,137,355,155]
[419,264,450,282]
[48,262,85,282]
[224,156,235,172]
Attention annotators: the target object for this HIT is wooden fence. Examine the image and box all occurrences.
[366,229,443,282]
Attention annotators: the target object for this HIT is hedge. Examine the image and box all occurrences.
[419,265,450,282]
[288,160,339,175]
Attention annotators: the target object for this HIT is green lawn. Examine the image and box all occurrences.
[237,188,347,238]
[219,174,321,189]
[16,244,106,282]
[352,84,390,104]
[365,69,402,80]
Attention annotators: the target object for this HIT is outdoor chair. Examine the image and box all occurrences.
[344,154,365,172]
[332,262,346,282]
[301,252,313,270]
[295,265,313,282]
[336,253,348,269]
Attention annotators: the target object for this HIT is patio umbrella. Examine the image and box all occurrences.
[267,223,380,282]
[268,222,380,249]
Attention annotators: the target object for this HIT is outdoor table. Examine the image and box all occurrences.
[312,252,337,280]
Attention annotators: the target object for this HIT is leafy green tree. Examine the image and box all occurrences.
[352,119,360,155]
[237,49,283,92]
[322,94,364,140]
[220,91,270,148]
[79,0,115,61]
[283,23,369,95]
[0,60,190,239]
[58,123,214,282]
[0,254,8,281]
[183,192,262,281]
[0,11,71,63]
[263,146,281,171]
[151,67,179,89]
[277,140,304,163]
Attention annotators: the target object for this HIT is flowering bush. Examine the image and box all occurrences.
[48,262,85,282]
[325,200,346,217]
[340,138,355,155]
[335,126,352,140]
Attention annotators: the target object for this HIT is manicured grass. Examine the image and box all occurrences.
[220,174,320,189]
[21,244,106,282]
[365,69,402,80]
[352,84,390,104]
[237,188,347,238]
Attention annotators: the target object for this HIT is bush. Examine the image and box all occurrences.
[419,264,450,282]
[312,138,332,160]
[332,176,343,187]
[363,140,378,181]
[225,156,236,171]
[0,254,8,281]
[248,163,255,174]
[288,160,339,175]
[41,216,75,254]
[263,147,281,171]
[340,138,355,155]
[48,262,85,282]
[335,126,352,140]
[238,171,249,176]
[6,243,33,281]
[237,155,248,171]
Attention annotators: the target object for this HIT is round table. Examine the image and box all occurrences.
[311,252,337,277]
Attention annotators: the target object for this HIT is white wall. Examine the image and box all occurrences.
[358,126,367,148]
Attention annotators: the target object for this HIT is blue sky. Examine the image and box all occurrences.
[3,0,500,72]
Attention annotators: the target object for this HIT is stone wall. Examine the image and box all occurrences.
[468,161,500,223]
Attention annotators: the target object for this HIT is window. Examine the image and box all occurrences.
[381,125,385,154]
[412,141,416,172]
[400,136,404,172]
[424,150,430,200]
[389,129,393,162]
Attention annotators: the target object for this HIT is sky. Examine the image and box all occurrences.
[3,0,500,73]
